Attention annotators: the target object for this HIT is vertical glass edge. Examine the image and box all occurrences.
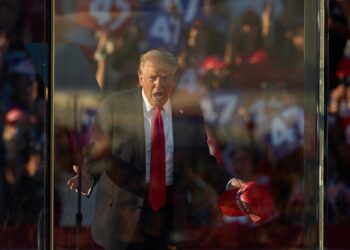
[304,0,320,248]
[50,0,55,249]
[319,0,326,249]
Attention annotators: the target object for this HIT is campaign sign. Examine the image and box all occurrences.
[140,0,204,26]
[73,0,135,33]
[200,90,240,128]
[142,10,182,52]
[172,0,204,27]
[177,67,202,93]
[264,105,304,161]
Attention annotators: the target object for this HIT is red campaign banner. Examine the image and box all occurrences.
[73,0,136,34]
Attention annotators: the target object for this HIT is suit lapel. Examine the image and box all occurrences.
[171,104,186,188]
[172,106,184,155]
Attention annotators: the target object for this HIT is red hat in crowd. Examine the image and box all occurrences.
[219,181,277,223]
[202,55,228,72]
[5,108,28,124]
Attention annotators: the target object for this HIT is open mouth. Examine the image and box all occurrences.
[152,90,164,101]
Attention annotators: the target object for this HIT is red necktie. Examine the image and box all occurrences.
[148,106,166,211]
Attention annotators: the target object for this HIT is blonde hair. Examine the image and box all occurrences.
[138,50,178,76]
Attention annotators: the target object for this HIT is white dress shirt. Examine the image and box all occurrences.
[141,89,234,189]
[142,89,174,185]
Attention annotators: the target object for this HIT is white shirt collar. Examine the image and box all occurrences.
[142,88,171,114]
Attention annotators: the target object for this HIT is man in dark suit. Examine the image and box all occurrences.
[68,50,243,250]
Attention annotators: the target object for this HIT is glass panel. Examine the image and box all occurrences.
[0,0,49,249]
[53,1,317,249]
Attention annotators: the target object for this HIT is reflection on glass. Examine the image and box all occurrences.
[0,1,47,248]
[54,0,306,249]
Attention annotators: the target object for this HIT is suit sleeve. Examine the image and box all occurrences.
[190,114,233,195]
[82,91,145,196]
[82,96,115,189]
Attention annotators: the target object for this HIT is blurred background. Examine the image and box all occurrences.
[0,0,347,249]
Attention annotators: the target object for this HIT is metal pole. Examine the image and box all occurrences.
[74,92,83,250]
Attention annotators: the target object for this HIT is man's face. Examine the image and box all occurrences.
[139,60,176,107]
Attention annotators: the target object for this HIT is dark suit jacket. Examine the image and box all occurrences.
[85,87,232,249]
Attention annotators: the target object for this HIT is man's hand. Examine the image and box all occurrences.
[227,177,245,190]
[67,165,93,196]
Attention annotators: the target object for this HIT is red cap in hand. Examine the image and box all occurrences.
[219,181,277,223]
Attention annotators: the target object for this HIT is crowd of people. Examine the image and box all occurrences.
[0,0,348,248]
[0,14,46,227]
[0,4,47,249]
[327,0,350,227]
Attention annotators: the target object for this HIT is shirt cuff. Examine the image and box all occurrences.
[226,178,233,190]
[86,176,94,196]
